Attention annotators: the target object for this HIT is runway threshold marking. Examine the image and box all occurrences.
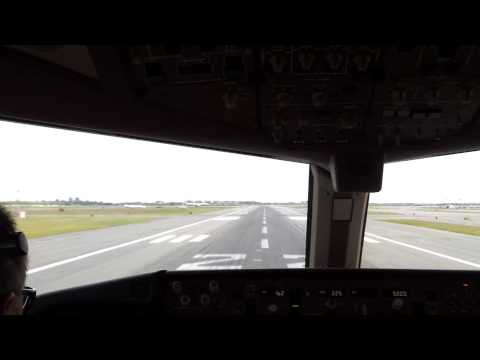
[27,209,240,275]
[170,234,193,243]
[189,234,210,243]
[212,216,241,221]
[366,232,480,269]
[283,254,305,269]
[283,254,305,259]
[150,234,210,244]
[149,235,177,244]
[289,216,307,221]
[177,254,246,270]
[287,262,305,268]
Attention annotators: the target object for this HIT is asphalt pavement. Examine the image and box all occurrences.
[26,205,480,295]
[27,205,306,294]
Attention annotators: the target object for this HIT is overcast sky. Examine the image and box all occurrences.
[370,149,480,203]
[0,120,309,203]
[0,120,478,204]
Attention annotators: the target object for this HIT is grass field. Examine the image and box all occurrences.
[8,206,230,239]
[382,218,480,237]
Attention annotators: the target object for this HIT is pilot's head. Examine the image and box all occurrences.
[0,205,28,315]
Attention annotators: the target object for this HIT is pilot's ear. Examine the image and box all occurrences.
[3,292,22,315]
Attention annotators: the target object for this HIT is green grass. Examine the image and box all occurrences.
[9,206,230,239]
[382,218,480,237]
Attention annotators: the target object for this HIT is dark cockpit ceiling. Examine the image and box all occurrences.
[1,44,480,169]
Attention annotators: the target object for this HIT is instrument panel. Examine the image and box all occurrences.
[30,268,480,318]
[161,269,480,318]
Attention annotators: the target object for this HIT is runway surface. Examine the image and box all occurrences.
[26,205,480,294]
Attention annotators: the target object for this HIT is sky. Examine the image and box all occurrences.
[1,119,479,204]
[0,120,309,203]
[370,150,480,204]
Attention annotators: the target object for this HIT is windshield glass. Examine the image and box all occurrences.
[0,120,309,294]
[363,151,480,270]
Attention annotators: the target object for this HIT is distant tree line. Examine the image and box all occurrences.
[2,198,308,206]
[370,202,480,206]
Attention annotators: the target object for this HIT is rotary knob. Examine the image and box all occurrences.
[209,280,220,293]
[179,294,191,306]
[325,299,337,310]
[267,304,279,313]
[312,92,327,108]
[171,281,183,294]
[392,298,404,311]
[200,293,211,307]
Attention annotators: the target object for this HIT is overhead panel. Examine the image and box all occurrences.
[8,45,99,79]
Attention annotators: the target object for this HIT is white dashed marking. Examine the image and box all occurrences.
[212,216,241,221]
[262,226,268,234]
[177,254,246,270]
[283,254,305,269]
[27,209,241,275]
[364,237,380,244]
[149,235,177,244]
[287,262,305,268]
[288,216,307,221]
[189,234,210,243]
[170,234,193,243]
[283,254,305,259]
[262,220,266,225]
[261,239,269,249]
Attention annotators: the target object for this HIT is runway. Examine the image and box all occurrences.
[26,205,480,295]
[27,205,306,294]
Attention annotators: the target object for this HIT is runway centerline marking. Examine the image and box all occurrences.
[262,226,268,234]
[366,232,480,269]
[27,209,241,275]
[261,239,269,249]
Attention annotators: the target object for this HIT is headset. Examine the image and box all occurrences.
[0,232,28,256]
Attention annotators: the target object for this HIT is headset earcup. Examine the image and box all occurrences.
[15,232,28,255]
